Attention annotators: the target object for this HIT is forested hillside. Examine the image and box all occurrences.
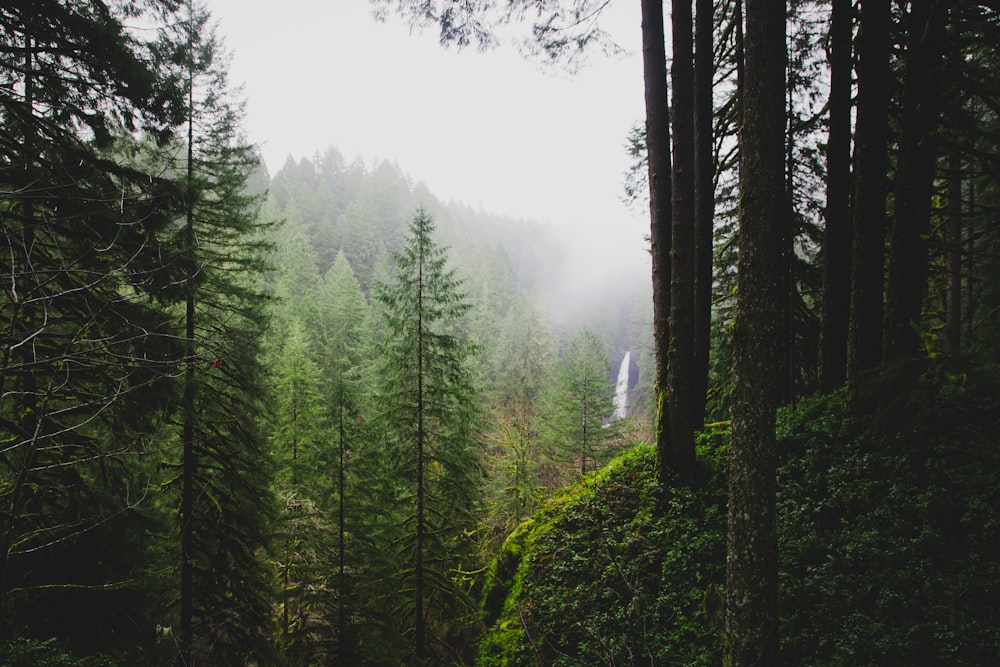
[3,1,1000,666]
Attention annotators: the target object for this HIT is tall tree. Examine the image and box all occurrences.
[883,0,949,362]
[0,0,186,650]
[666,0,698,471]
[726,0,786,664]
[160,2,277,661]
[314,250,372,663]
[846,0,891,389]
[640,0,676,480]
[692,0,716,425]
[818,0,853,391]
[542,329,618,478]
[374,208,482,664]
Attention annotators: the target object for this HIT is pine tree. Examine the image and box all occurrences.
[373,208,482,664]
[0,0,186,650]
[726,0,786,662]
[541,329,618,479]
[156,2,277,662]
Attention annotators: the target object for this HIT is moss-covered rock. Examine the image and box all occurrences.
[479,364,1000,666]
[478,441,728,666]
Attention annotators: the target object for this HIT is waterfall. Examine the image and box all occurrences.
[613,351,630,421]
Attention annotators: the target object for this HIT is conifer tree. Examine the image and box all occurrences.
[0,0,186,650]
[156,2,277,662]
[726,0,786,662]
[542,329,618,479]
[373,208,482,664]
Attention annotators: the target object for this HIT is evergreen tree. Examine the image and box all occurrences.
[0,0,186,652]
[156,2,277,661]
[667,0,698,471]
[313,251,372,663]
[541,329,618,479]
[481,300,554,545]
[373,208,482,664]
[726,0,786,662]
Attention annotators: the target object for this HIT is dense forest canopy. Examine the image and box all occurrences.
[2,1,999,665]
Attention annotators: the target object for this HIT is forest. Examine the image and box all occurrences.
[1,0,999,666]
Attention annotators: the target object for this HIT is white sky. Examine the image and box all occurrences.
[204,0,648,243]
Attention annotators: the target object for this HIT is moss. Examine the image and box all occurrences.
[479,364,1000,666]
[478,441,728,666]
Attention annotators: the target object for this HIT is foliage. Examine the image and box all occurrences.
[479,440,728,666]
[540,329,621,480]
[480,363,1000,665]
[373,207,485,663]
[0,638,117,667]
[778,362,1000,665]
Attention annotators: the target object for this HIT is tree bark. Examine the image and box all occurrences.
[945,149,962,356]
[884,0,949,362]
[667,0,697,471]
[819,0,853,391]
[693,0,715,427]
[641,0,675,480]
[726,0,785,663]
[180,41,196,666]
[847,0,891,389]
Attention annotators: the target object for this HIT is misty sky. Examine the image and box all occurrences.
[204,1,649,247]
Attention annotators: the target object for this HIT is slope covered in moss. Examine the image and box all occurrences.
[479,365,1000,665]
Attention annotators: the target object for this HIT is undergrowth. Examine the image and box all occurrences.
[479,363,1000,665]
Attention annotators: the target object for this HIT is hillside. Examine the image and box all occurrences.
[478,362,1000,665]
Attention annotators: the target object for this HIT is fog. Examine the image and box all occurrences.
[206,0,651,334]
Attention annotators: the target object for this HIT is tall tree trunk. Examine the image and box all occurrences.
[726,0,785,663]
[180,48,196,667]
[783,74,795,405]
[964,180,975,344]
[847,0,891,390]
[818,0,853,391]
[338,401,348,661]
[884,0,949,362]
[693,0,715,427]
[1,29,38,605]
[945,150,962,356]
[641,0,674,481]
[415,250,426,664]
[667,0,697,471]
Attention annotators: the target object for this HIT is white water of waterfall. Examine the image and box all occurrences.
[614,351,630,421]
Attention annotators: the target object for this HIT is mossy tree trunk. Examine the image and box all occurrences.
[726,0,786,664]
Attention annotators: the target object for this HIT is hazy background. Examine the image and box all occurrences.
[205,0,652,321]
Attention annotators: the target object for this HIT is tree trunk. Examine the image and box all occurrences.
[884,0,948,362]
[641,0,674,481]
[945,150,962,356]
[667,0,697,471]
[693,0,715,428]
[693,0,715,427]
[726,0,785,664]
[819,0,853,391]
[415,247,426,664]
[338,401,348,661]
[964,181,975,344]
[180,52,196,667]
[847,0,891,389]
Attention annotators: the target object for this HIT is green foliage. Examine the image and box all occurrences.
[373,207,485,663]
[479,442,728,666]
[0,639,116,667]
[481,364,1000,666]
[778,363,1000,665]
[540,329,621,480]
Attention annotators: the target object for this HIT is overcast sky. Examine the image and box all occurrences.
[204,0,648,252]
